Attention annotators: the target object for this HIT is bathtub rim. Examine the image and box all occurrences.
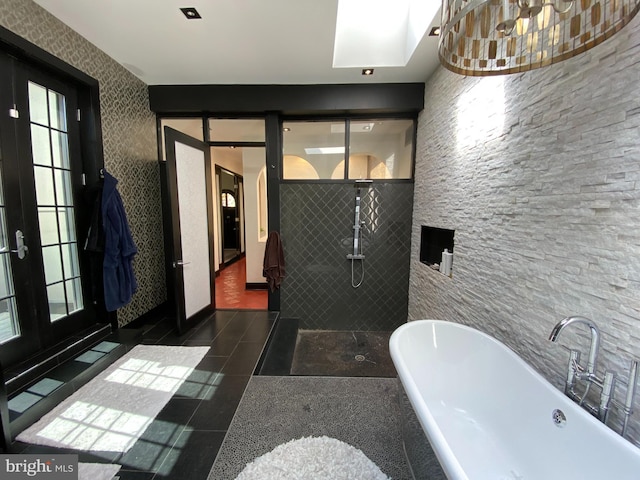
[390,319,640,480]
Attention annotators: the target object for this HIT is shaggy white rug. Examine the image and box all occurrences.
[17,345,209,452]
[235,436,390,480]
[78,462,121,480]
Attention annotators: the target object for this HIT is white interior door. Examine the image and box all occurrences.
[164,127,214,334]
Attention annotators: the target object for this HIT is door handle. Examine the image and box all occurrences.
[2,231,28,259]
[173,260,191,268]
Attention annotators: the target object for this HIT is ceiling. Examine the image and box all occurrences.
[32,0,442,86]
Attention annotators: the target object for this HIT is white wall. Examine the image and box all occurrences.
[410,17,640,443]
[242,148,268,284]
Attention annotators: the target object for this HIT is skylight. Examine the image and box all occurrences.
[333,0,440,68]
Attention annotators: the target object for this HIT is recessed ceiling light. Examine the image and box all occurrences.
[429,26,441,36]
[283,127,291,132]
[362,68,374,76]
[229,146,236,149]
[180,7,202,19]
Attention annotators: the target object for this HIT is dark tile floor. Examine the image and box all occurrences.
[8,309,277,480]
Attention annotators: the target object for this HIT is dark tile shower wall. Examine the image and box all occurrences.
[280,183,413,331]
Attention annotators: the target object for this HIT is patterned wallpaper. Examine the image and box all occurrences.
[0,0,166,326]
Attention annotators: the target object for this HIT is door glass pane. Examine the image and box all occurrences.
[42,245,63,284]
[54,169,73,206]
[28,82,49,126]
[65,278,83,314]
[0,252,13,298]
[0,297,19,344]
[0,206,7,249]
[58,208,76,243]
[38,207,59,246]
[51,131,70,169]
[46,283,66,321]
[48,90,67,131]
[61,242,80,279]
[0,144,19,342]
[31,125,52,166]
[34,166,55,205]
[0,210,14,302]
[29,81,84,322]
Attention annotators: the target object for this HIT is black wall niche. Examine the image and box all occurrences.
[280,182,414,331]
[419,226,454,267]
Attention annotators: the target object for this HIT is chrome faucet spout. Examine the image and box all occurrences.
[549,316,600,376]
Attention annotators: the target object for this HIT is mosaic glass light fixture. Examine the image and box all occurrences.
[439,0,640,75]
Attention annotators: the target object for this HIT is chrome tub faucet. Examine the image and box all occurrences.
[549,316,612,422]
[549,316,600,379]
[549,316,638,438]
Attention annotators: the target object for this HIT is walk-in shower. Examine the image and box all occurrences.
[347,180,372,288]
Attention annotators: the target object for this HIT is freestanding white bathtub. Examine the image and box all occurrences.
[390,320,640,480]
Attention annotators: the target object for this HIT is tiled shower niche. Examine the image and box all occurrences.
[280,182,413,331]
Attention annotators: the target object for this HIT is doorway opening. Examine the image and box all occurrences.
[159,118,268,312]
[213,148,268,310]
[219,174,242,265]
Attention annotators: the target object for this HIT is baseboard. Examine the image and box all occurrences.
[246,282,268,290]
[122,301,171,330]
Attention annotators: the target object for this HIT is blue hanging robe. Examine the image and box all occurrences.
[101,170,138,311]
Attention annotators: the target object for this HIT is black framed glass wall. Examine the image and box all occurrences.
[282,118,415,181]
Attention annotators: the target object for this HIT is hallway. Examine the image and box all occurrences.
[215,257,268,309]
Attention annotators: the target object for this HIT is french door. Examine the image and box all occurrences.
[0,53,96,367]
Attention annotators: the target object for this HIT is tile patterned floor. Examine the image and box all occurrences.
[9,309,278,480]
[215,257,268,310]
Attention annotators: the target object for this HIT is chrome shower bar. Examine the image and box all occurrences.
[346,180,372,261]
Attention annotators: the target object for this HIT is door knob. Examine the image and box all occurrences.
[173,260,191,268]
[2,230,29,259]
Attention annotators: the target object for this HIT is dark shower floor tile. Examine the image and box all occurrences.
[290,330,397,377]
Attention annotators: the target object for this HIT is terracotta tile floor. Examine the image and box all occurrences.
[215,256,268,309]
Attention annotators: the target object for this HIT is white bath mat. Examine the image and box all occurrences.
[235,436,390,480]
[17,345,209,453]
[78,462,121,480]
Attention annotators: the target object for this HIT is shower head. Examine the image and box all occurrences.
[354,179,373,188]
